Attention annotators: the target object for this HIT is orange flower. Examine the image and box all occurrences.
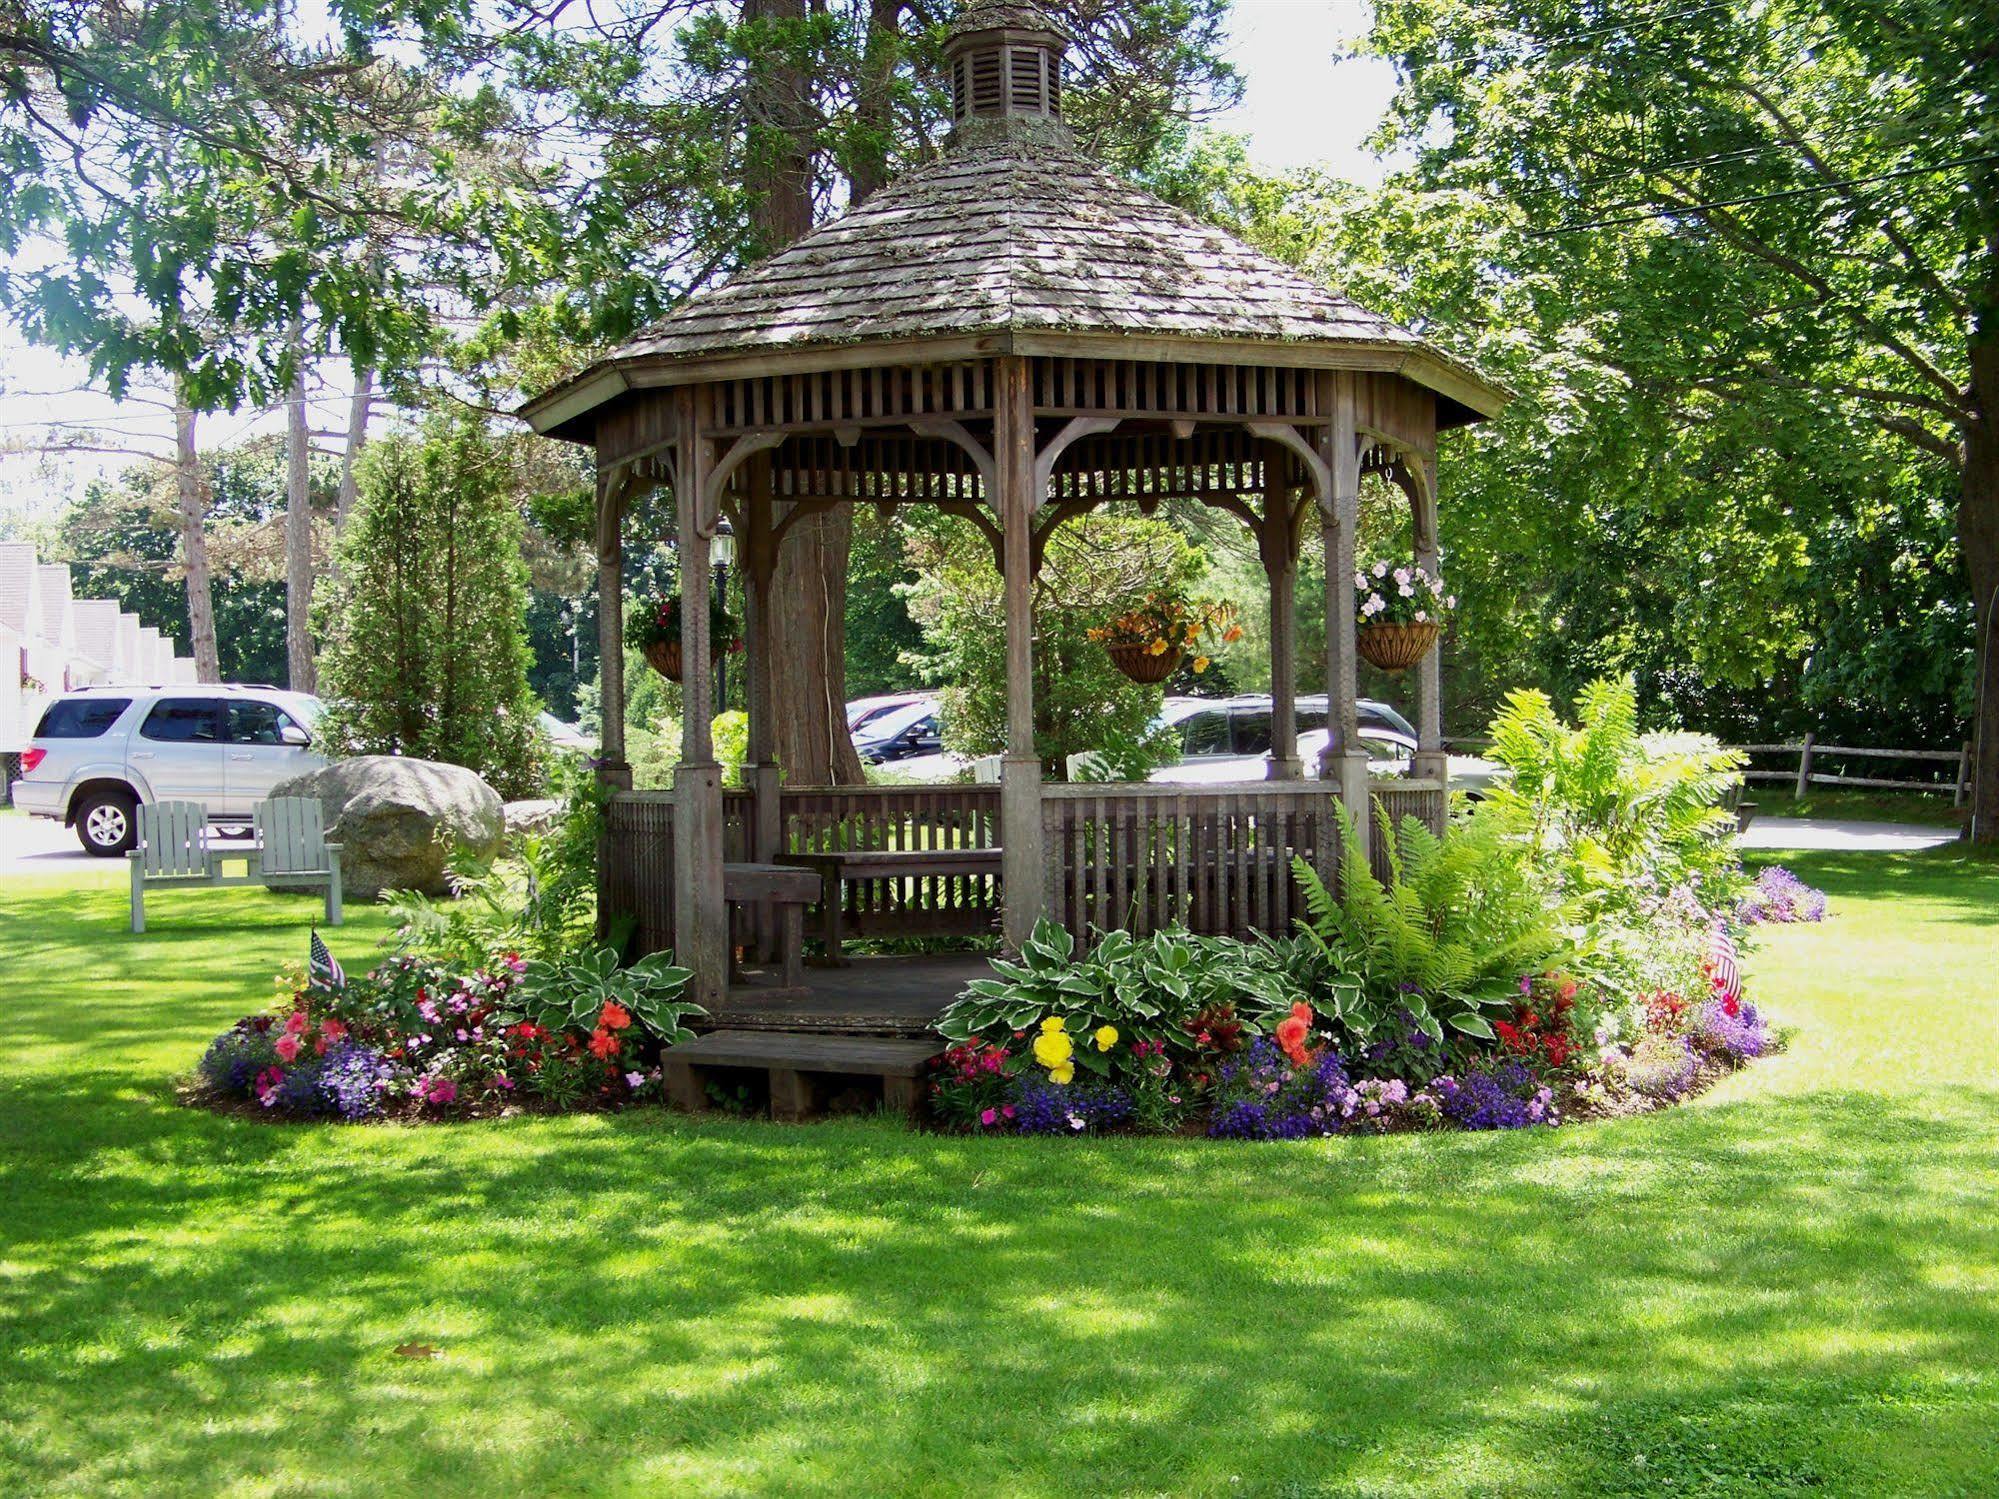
[588,1029,620,1059]
[1274,1002,1316,1067]
[600,1001,633,1031]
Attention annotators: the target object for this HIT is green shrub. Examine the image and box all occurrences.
[1289,800,1566,1042]
[1485,676,1744,913]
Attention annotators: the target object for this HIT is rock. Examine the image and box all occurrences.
[269,756,504,899]
[503,798,564,839]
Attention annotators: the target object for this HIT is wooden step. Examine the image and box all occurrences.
[663,1030,942,1122]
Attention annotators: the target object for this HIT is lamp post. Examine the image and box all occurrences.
[711,515,735,713]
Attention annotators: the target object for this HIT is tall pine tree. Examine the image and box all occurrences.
[316,415,544,797]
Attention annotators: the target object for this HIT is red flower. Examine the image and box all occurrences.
[588,1029,620,1059]
[600,1002,633,1032]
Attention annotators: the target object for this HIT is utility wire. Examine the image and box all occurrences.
[1527,150,1999,234]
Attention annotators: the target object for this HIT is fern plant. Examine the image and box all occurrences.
[1484,676,1743,911]
[1289,800,1565,1042]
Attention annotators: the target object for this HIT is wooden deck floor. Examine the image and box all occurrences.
[706,952,989,1037]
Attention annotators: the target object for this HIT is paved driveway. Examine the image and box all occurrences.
[0,809,257,876]
[1739,817,1958,852]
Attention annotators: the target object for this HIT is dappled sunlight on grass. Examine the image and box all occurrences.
[2,856,1997,1493]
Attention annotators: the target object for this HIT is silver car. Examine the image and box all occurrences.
[9,685,327,855]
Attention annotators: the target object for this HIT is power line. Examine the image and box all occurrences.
[1527,150,1999,235]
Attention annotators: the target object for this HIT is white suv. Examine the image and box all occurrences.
[10,685,328,856]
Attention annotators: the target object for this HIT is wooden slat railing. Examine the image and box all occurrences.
[1040,781,1343,944]
[604,778,1454,957]
[780,784,1002,941]
[1369,780,1449,880]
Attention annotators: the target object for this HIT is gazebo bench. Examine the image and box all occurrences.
[722,861,822,989]
[779,847,1003,964]
[663,1030,941,1121]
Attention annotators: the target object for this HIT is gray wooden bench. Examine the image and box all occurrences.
[127,797,341,934]
[779,847,1003,964]
[256,797,343,926]
[663,1030,941,1121]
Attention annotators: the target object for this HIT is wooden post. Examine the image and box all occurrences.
[1318,374,1371,872]
[743,456,784,860]
[672,388,728,1005]
[1957,740,1972,808]
[996,354,1045,951]
[1795,732,1816,800]
[1262,441,1301,780]
[1410,451,1448,791]
[595,466,632,789]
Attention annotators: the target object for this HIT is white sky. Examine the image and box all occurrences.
[0,0,1396,524]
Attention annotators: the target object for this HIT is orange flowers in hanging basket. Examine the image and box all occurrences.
[1089,593,1241,684]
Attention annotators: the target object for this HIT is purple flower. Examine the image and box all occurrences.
[1737,866,1828,925]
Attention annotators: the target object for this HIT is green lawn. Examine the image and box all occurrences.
[2,852,1996,1497]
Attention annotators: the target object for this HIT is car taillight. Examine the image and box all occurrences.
[20,747,45,774]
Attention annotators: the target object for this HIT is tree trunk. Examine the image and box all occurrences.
[1961,311,1998,843]
[171,392,221,683]
[285,328,317,693]
[743,0,864,783]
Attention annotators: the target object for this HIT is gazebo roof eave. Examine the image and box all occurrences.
[517,328,1506,444]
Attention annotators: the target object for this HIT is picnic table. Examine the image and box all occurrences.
[779,847,1003,965]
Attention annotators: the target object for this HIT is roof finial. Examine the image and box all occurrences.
[942,1,1071,131]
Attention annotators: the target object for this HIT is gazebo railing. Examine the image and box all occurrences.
[601,778,1448,958]
[1369,780,1449,874]
[1041,781,1343,943]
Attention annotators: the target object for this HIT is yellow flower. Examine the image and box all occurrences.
[1049,1061,1075,1085]
[1192,656,1210,674]
[1094,1025,1119,1051]
[1222,625,1244,643]
[1032,1030,1074,1069]
[1040,1015,1066,1033]
[1147,638,1169,656]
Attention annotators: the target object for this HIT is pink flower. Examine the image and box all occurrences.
[421,1077,458,1106]
[980,1108,998,1127]
[274,1034,302,1062]
[283,1011,309,1035]
[625,1071,646,1090]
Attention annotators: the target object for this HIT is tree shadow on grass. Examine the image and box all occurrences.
[4,1088,1997,1496]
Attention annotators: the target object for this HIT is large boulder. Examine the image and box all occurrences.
[269,756,504,899]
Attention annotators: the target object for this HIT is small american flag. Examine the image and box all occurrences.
[1705,922,1742,1008]
[309,930,347,990]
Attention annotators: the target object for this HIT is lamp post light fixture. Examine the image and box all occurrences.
[711,516,735,713]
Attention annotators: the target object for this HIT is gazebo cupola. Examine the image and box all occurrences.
[519,0,1508,1009]
[944,0,1069,129]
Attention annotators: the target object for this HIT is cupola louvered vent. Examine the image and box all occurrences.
[943,1,1069,126]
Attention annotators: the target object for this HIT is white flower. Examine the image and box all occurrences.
[1354,570,1368,590]
[1414,609,1428,622]
[1445,595,1457,609]
[1398,582,1415,597]
[1373,560,1389,578]
[1393,566,1411,585]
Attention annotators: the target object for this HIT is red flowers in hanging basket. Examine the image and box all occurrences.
[1356,621,1441,673]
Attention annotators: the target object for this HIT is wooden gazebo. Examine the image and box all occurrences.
[521,0,1505,1015]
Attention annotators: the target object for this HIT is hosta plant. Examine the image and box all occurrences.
[508,947,703,1047]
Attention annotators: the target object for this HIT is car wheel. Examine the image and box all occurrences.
[75,788,139,857]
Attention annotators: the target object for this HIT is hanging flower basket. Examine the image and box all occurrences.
[627,589,738,684]
[1105,642,1184,684]
[643,640,686,682]
[1357,621,1440,673]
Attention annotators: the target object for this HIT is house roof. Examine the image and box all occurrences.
[36,565,72,642]
[523,120,1503,437]
[71,600,119,667]
[0,542,36,636]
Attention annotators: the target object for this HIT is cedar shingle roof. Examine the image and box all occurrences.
[611,126,1420,363]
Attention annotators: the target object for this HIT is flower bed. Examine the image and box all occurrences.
[926,679,1795,1139]
[190,946,704,1122]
